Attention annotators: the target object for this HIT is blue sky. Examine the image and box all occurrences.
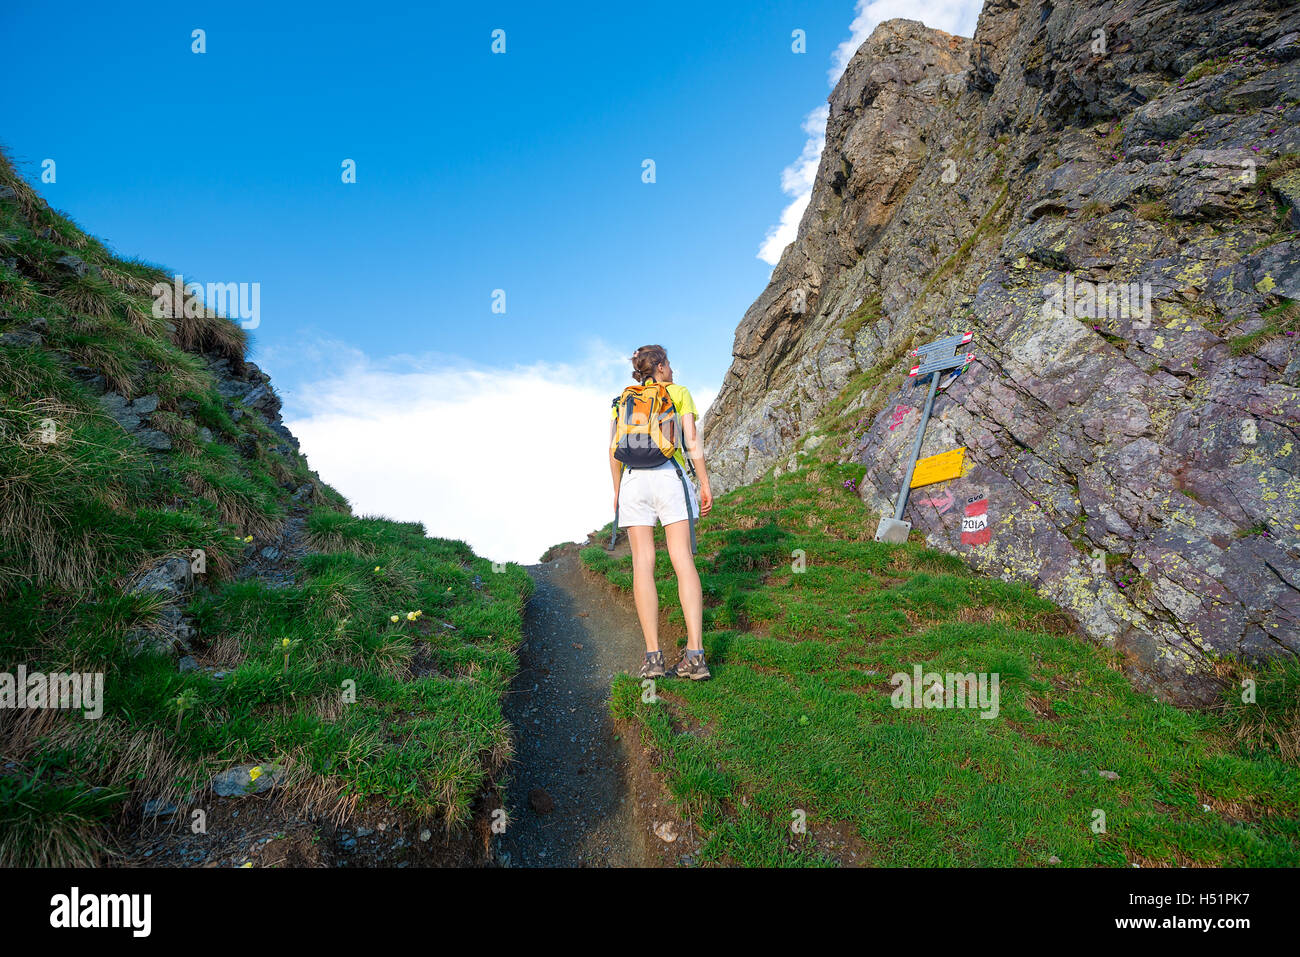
[2,0,982,562]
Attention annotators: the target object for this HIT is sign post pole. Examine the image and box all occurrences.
[893,370,940,522]
[874,331,975,544]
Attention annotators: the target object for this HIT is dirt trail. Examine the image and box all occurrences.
[499,543,699,867]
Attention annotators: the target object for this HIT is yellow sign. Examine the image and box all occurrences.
[910,447,966,489]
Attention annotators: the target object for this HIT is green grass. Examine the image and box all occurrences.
[1228,298,1300,356]
[1261,154,1300,191]
[916,185,1010,307]
[584,413,1300,867]
[179,519,531,818]
[1184,57,1231,83]
[0,148,533,866]
[815,343,912,435]
[0,769,126,867]
[1135,200,1171,222]
[840,292,882,341]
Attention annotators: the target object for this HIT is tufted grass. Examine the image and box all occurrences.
[585,430,1300,867]
[0,149,533,866]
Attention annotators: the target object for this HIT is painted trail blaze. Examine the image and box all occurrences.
[961,497,990,546]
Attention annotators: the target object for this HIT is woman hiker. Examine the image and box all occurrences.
[608,345,714,681]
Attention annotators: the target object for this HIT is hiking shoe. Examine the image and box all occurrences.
[670,652,711,681]
[639,651,667,679]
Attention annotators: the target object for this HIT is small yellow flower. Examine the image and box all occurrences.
[406,611,417,621]
[374,566,381,572]
[249,766,263,782]
[413,610,423,618]
[390,614,400,623]
[281,638,291,648]
[241,862,254,868]
[244,535,254,543]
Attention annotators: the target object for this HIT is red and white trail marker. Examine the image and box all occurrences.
[961,496,991,546]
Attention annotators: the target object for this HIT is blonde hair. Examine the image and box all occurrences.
[631,344,668,383]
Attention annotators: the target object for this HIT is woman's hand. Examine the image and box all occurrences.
[698,482,713,518]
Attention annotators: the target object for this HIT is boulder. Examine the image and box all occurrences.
[128,556,191,598]
[211,764,283,797]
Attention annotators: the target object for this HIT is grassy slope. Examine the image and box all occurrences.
[583,382,1300,867]
[0,153,532,866]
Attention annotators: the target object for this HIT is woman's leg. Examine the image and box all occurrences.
[664,520,703,652]
[627,525,660,652]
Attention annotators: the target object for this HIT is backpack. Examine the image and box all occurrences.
[608,380,697,554]
[610,381,681,469]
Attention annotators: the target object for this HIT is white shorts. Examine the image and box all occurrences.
[619,461,698,528]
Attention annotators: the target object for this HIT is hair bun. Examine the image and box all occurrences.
[630,344,667,384]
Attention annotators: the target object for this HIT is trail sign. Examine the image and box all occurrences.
[910,447,967,488]
[875,331,976,544]
[908,332,974,377]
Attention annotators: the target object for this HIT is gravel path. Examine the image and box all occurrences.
[499,545,651,867]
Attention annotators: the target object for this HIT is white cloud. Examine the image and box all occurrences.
[270,341,715,566]
[692,385,718,425]
[758,0,983,266]
[757,106,828,266]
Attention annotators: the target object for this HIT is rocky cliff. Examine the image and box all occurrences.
[703,0,1300,704]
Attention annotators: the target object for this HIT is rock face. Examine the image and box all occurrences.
[77,356,299,458]
[703,2,1300,704]
[124,555,197,658]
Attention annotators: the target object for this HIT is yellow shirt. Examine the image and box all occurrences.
[611,379,699,470]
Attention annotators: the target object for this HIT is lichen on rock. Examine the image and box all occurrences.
[703,2,1300,705]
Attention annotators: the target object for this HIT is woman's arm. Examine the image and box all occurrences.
[681,413,712,517]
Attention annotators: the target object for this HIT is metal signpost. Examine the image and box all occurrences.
[874,332,975,544]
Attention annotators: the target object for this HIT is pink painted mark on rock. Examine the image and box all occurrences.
[914,488,955,514]
[888,405,910,431]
